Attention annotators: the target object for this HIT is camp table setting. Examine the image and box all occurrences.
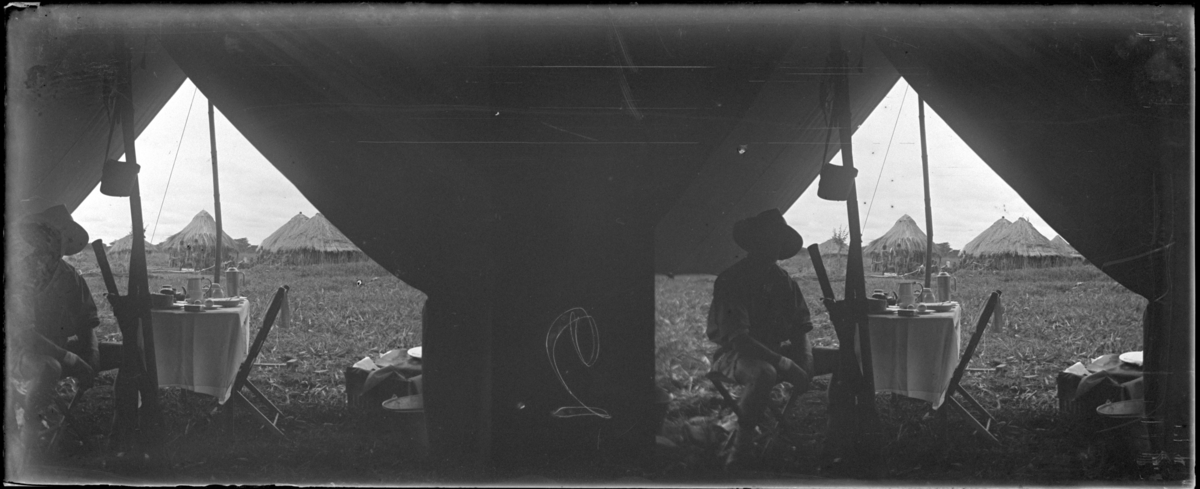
[866,287,963,409]
[150,293,252,404]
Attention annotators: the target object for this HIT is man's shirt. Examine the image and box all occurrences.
[706,257,813,358]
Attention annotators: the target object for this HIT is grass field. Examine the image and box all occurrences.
[16,252,1149,484]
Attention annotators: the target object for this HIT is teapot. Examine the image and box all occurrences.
[920,287,938,303]
[205,282,225,299]
[871,289,898,305]
[160,285,187,302]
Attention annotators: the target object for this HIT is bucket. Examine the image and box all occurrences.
[817,163,858,201]
[384,396,428,459]
[100,159,140,197]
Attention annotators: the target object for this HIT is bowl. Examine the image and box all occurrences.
[867,297,888,314]
[183,304,203,313]
[151,293,175,309]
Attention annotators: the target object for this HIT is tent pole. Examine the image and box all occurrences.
[115,31,164,447]
[209,101,223,283]
[919,95,933,288]
[830,27,881,467]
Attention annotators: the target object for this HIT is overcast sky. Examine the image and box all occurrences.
[784,78,1060,249]
[74,77,1061,248]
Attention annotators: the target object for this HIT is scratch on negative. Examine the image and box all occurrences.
[541,122,599,142]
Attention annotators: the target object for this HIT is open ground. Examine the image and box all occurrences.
[19,253,1146,484]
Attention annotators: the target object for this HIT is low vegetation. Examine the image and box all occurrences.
[20,253,1149,483]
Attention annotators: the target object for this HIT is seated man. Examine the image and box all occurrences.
[706,209,815,469]
[8,206,120,419]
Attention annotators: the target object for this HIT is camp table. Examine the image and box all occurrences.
[151,300,252,404]
[866,306,963,409]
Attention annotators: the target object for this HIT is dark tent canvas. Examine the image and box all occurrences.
[6,5,1191,468]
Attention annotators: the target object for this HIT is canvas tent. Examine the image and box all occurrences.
[260,212,366,264]
[962,217,1062,269]
[7,6,1191,470]
[863,215,933,273]
[158,210,238,270]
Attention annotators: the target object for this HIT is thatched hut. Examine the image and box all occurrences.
[158,210,238,270]
[108,233,155,256]
[1051,235,1086,266]
[961,217,1062,269]
[817,237,848,256]
[260,212,366,265]
[259,213,309,254]
[863,215,933,274]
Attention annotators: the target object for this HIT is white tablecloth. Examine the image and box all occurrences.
[868,307,962,409]
[151,302,251,404]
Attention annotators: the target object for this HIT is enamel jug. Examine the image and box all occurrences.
[936,269,956,303]
[896,281,922,308]
[186,277,209,302]
[225,267,244,297]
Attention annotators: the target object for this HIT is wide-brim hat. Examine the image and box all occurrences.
[20,204,89,256]
[732,209,804,260]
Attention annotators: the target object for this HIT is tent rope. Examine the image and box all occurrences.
[151,86,199,243]
[862,83,909,232]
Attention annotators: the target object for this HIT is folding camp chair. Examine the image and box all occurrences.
[228,285,289,440]
[939,290,1002,445]
[706,369,801,458]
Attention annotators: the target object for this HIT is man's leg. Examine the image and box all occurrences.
[724,356,776,468]
[731,356,777,433]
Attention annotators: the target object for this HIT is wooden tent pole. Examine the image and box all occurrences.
[209,101,223,283]
[115,32,163,446]
[919,95,933,288]
[829,28,881,470]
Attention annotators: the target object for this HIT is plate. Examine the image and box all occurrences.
[1118,351,1143,366]
[183,305,203,312]
[1096,399,1144,418]
[920,302,957,312]
[382,394,424,412]
[212,299,242,307]
[407,347,423,359]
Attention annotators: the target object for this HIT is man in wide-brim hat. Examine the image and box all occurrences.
[706,209,816,469]
[8,205,117,424]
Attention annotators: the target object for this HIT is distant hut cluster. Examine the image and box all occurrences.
[258,212,367,265]
[863,215,946,274]
[959,217,1078,269]
[158,210,239,271]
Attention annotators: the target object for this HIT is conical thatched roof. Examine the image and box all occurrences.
[259,212,309,253]
[963,217,1059,257]
[1051,235,1082,258]
[267,213,360,253]
[109,233,154,254]
[817,237,848,256]
[157,210,237,253]
[960,217,1011,257]
[863,215,927,255]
